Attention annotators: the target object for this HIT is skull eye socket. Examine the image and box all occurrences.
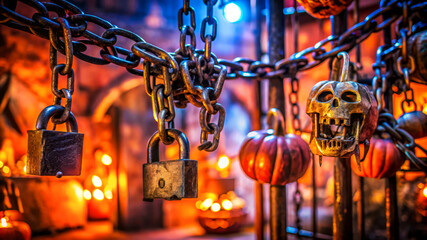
[341,91,358,102]
[317,90,333,102]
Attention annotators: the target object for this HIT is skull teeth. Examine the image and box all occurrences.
[320,118,349,126]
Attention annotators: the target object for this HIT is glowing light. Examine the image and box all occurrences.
[92,175,102,187]
[105,189,113,200]
[223,3,242,23]
[0,161,3,168]
[2,166,10,174]
[83,190,92,200]
[200,198,214,211]
[423,186,427,198]
[423,104,427,115]
[218,156,230,169]
[1,217,7,227]
[211,203,221,212]
[93,189,104,200]
[222,199,233,211]
[24,165,27,173]
[101,154,112,166]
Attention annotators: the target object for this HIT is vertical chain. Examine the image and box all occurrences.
[49,17,75,125]
[291,1,302,238]
[395,0,417,113]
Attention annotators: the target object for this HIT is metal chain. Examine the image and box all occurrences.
[48,16,75,126]
[1,0,425,151]
[376,113,427,172]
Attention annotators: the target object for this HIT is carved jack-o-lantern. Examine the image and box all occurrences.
[297,0,353,19]
[306,52,378,162]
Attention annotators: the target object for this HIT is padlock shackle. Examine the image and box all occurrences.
[35,105,78,132]
[147,129,190,163]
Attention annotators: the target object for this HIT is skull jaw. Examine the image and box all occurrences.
[308,113,362,157]
[309,137,357,157]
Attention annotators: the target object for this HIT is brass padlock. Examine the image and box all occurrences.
[27,105,84,177]
[143,129,197,201]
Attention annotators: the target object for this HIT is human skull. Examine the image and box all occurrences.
[306,80,378,158]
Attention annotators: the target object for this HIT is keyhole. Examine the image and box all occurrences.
[158,178,165,189]
[332,98,339,107]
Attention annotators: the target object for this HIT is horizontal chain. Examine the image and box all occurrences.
[1,0,421,82]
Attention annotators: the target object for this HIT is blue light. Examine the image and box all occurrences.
[223,2,242,23]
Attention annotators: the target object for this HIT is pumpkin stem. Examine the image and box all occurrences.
[267,108,286,136]
[331,52,349,82]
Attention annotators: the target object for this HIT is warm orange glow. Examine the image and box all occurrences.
[217,155,230,169]
[0,161,3,168]
[211,203,221,212]
[200,198,213,211]
[24,165,27,173]
[222,199,233,211]
[2,166,10,174]
[1,217,8,227]
[92,175,102,187]
[84,190,92,200]
[101,154,112,166]
[423,186,427,198]
[93,189,104,200]
[105,189,113,200]
[423,104,427,115]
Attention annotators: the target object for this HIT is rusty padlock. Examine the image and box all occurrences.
[143,129,197,201]
[27,105,84,177]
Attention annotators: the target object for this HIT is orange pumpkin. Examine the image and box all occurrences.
[239,129,311,185]
[351,138,405,178]
[297,0,353,19]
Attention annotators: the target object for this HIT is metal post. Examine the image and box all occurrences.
[267,0,286,239]
[358,177,365,240]
[381,2,399,238]
[253,0,265,239]
[312,154,318,238]
[331,10,353,240]
[352,1,365,239]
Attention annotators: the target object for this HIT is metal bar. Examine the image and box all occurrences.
[255,182,265,240]
[253,0,265,239]
[331,10,353,240]
[357,177,365,240]
[312,154,317,238]
[353,2,365,239]
[381,1,399,238]
[267,0,286,239]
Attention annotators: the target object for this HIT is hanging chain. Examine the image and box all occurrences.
[0,0,425,150]
[48,16,75,127]
[395,1,418,113]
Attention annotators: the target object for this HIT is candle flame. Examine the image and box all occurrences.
[423,104,427,115]
[102,154,112,166]
[423,186,427,198]
[83,190,92,200]
[105,189,113,199]
[222,199,233,211]
[93,189,104,200]
[1,217,7,227]
[211,203,221,212]
[217,155,230,169]
[92,175,102,187]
